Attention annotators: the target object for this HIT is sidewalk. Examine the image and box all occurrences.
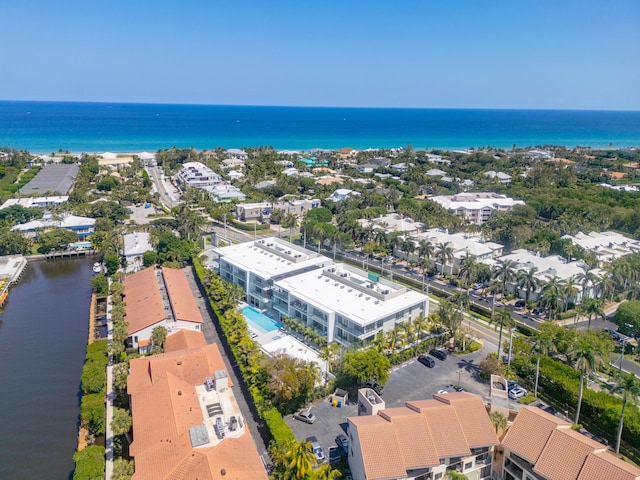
[105,282,114,480]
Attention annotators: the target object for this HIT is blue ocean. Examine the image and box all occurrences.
[0,100,638,153]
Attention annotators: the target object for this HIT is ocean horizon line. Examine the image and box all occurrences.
[2,99,639,114]
[1,101,639,153]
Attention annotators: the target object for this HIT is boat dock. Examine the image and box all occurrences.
[45,249,99,260]
[0,255,28,305]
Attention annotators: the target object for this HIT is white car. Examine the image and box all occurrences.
[509,387,528,400]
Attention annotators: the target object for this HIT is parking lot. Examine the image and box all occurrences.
[285,345,490,463]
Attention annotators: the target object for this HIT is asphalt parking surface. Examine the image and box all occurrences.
[285,345,491,462]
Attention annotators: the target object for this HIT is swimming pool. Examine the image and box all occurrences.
[242,306,282,335]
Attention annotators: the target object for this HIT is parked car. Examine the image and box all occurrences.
[472,283,483,290]
[364,381,384,395]
[507,380,518,391]
[514,300,526,308]
[328,446,342,465]
[437,389,449,394]
[293,409,316,424]
[429,349,447,361]
[418,354,436,368]
[307,436,325,463]
[532,307,545,315]
[336,434,349,454]
[508,387,528,400]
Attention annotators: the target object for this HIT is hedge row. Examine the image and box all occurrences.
[192,258,295,448]
[229,219,271,231]
[512,354,640,458]
[79,340,108,437]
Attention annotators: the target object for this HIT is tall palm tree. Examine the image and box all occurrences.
[413,315,430,346]
[530,322,557,398]
[417,239,435,265]
[626,282,640,301]
[285,440,317,480]
[436,242,454,274]
[492,259,517,298]
[312,464,342,480]
[612,372,640,454]
[319,342,341,375]
[568,336,607,424]
[517,265,539,304]
[576,264,598,302]
[561,277,580,312]
[283,212,298,242]
[489,309,515,357]
[489,410,508,436]
[540,276,562,321]
[401,235,416,261]
[458,253,478,292]
[582,297,605,331]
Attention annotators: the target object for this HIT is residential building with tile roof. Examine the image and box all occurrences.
[500,407,640,480]
[124,267,204,352]
[127,330,268,480]
[348,392,499,480]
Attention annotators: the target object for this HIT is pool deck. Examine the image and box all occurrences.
[240,303,327,372]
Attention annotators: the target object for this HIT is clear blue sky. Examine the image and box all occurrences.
[2,0,639,110]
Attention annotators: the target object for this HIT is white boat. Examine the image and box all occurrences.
[92,262,103,274]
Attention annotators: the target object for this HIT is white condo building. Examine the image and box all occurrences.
[174,161,222,189]
[429,192,524,226]
[562,231,640,266]
[214,238,428,346]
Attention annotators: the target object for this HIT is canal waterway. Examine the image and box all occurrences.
[0,257,94,479]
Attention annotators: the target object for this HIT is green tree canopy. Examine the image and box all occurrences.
[342,348,391,386]
[615,300,640,334]
[37,228,78,254]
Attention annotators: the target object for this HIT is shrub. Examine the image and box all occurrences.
[519,394,536,405]
[73,445,105,480]
[81,392,106,436]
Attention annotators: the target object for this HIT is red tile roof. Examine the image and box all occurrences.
[127,334,264,480]
[124,267,166,335]
[503,407,640,480]
[162,267,203,324]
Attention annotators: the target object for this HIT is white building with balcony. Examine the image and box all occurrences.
[429,192,524,226]
[214,238,332,311]
[174,161,222,189]
[272,263,428,346]
[214,238,428,346]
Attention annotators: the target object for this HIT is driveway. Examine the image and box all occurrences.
[285,345,491,462]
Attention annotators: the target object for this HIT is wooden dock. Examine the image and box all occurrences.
[45,249,100,260]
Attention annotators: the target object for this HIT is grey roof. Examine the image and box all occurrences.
[20,164,80,195]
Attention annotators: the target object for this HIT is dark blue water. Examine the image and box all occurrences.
[0,101,639,152]
[0,257,94,479]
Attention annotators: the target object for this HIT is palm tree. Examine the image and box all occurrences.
[386,324,405,357]
[489,309,515,357]
[517,265,539,304]
[530,322,557,398]
[612,373,640,454]
[568,336,607,424]
[561,277,580,312]
[319,342,341,375]
[582,297,605,331]
[626,282,640,301]
[312,464,342,480]
[413,315,430,345]
[576,264,598,302]
[458,253,478,292]
[492,259,517,297]
[283,212,298,242]
[436,242,454,274]
[417,239,435,264]
[489,410,508,436]
[284,440,317,479]
[540,276,562,321]
[400,235,416,261]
